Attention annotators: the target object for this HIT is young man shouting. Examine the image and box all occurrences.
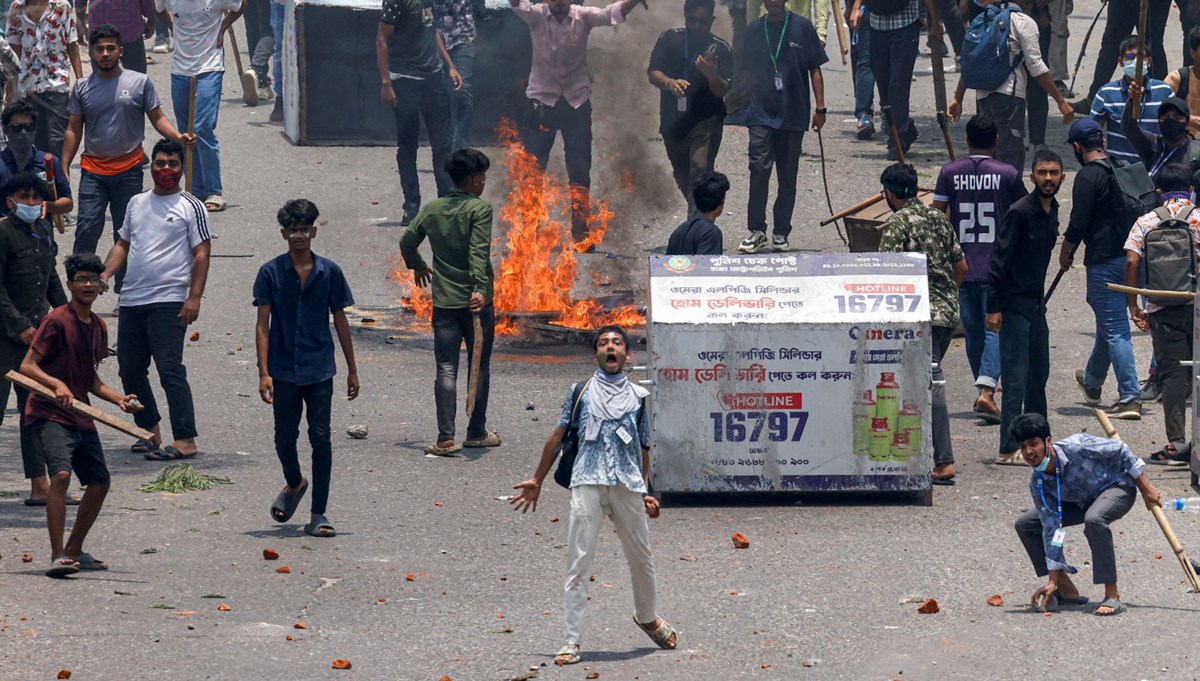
[510,325,677,667]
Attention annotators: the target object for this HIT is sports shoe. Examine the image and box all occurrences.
[269,99,283,122]
[258,85,275,102]
[152,37,171,53]
[1106,399,1142,420]
[738,230,768,254]
[855,113,875,140]
[771,234,789,252]
[901,123,920,153]
[1071,98,1091,115]
[400,203,419,226]
[1075,369,1102,405]
[1139,376,1163,403]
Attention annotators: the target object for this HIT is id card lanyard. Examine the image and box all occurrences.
[1037,471,1065,547]
[765,13,790,91]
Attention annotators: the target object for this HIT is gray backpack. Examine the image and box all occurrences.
[1144,205,1198,307]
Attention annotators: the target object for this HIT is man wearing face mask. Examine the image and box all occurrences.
[1011,412,1162,616]
[0,171,66,506]
[1122,88,1200,184]
[877,162,967,485]
[0,101,71,219]
[1089,37,1173,168]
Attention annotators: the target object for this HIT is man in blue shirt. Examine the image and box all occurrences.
[1011,413,1162,616]
[0,100,72,219]
[253,199,359,539]
[1089,35,1172,167]
[510,326,676,667]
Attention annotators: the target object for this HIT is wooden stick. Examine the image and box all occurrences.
[1131,0,1149,120]
[1093,407,1200,592]
[820,193,885,225]
[1104,282,1196,300]
[829,0,848,65]
[43,154,65,234]
[5,370,153,440]
[466,313,482,419]
[185,76,197,194]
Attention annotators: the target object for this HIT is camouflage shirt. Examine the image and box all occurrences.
[878,198,965,328]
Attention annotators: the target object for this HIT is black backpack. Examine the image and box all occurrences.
[864,0,910,16]
[1098,158,1162,240]
[1144,204,1198,307]
[1176,67,1191,101]
[553,380,648,489]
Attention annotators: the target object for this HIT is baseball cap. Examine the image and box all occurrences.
[1067,119,1104,143]
[1161,96,1190,117]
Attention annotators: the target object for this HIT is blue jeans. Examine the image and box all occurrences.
[271,0,284,99]
[1083,256,1141,402]
[171,71,224,199]
[959,281,1001,389]
[446,41,475,150]
[273,378,333,515]
[74,166,144,291]
[998,308,1049,453]
[851,18,874,117]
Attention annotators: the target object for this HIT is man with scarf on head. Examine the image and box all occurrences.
[510,325,677,668]
[0,100,72,219]
[0,171,66,506]
[1010,412,1162,616]
[877,162,966,485]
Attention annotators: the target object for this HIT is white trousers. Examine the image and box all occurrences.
[563,484,658,645]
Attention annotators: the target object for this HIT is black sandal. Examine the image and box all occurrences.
[270,478,308,523]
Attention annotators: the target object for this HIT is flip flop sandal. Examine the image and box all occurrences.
[554,644,581,666]
[74,552,109,571]
[1053,589,1088,605]
[204,195,227,212]
[46,556,79,578]
[1094,597,1127,616]
[131,438,160,454]
[635,616,678,650]
[270,478,308,523]
[24,495,81,506]
[464,430,502,448]
[423,443,463,456]
[930,475,956,486]
[304,514,336,538]
[145,445,197,461]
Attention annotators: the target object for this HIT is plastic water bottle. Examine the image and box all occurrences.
[1168,497,1200,511]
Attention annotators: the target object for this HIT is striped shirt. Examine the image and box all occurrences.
[867,0,919,31]
[1090,77,1171,166]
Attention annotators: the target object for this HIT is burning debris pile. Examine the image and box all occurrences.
[393,119,644,336]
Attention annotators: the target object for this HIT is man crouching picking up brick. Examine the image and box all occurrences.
[510,325,677,666]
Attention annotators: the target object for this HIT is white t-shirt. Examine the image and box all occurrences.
[155,0,242,76]
[118,190,211,307]
[974,11,1050,101]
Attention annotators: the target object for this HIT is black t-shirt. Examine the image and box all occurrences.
[1063,160,1128,266]
[381,0,442,79]
[666,216,723,255]
[740,12,828,131]
[648,29,734,138]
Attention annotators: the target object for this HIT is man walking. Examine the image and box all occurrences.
[1077,0,1171,107]
[242,0,274,102]
[931,114,1026,423]
[21,252,141,577]
[0,100,72,219]
[1089,36,1171,167]
[6,0,84,159]
[510,0,649,243]
[0,172,66,505]
[878,162,966,485]
[666,171,728,256]
[1124,164,1200,463]
[435,0,476,150]
[399,148,499,456]
[62,25,194,264]
[255,199,359,539]
[510,325,677,667]
[155,0,242,213]
[377,0,461,227]
[987,149,1065,465]
[867,0,919,160]
[648,0,732,215]
[1011,413,1162,616]
[1061,119,1142,420]
[735,0,827,254]
[846,0,874,139]
[100,138,210,460]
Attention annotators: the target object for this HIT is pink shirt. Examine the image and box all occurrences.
[512,0,625,108]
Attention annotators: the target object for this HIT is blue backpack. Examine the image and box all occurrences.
[961,3,1025,91]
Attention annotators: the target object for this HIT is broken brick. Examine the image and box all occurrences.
[262,548,279,560]
[986,595,1003,607]
[917,598,939,614]
[332,659,352,670]
[732,532,750,549]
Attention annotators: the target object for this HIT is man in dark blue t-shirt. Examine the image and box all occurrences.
[735,0,827,254]
[666,171,728,255]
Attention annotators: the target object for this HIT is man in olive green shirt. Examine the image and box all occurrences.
[399,148,499,456]
[0,171,67,503]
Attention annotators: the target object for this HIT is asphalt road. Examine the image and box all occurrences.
[5,1,1200,679]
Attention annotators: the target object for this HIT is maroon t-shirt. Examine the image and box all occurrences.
[24,304,109,432]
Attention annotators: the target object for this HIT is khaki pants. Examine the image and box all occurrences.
[563,484,657,645]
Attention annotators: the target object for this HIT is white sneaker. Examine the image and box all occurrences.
[738,230,768,253]
[771,234,789,252]
[152,41,168,54]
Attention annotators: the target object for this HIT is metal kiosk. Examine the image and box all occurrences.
[648,252,936,505]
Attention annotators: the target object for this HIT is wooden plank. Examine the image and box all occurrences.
[5,370,153,440]
[1105,283,1196,300]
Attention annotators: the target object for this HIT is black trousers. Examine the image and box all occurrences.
[0,337,38,478]
[391,76,453,211]
[1148,304,1194,444]
[117,302,198,441]
[432,305,494,442]
[1087,0,1171,102]
[747,125,803,237]
[243,0,274,84]
[998,307,1050,453]
[273,378,333,515]
[522,97,593,241]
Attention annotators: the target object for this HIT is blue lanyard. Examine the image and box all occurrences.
[1151,145,1182,177]
[1037,471,1062,522]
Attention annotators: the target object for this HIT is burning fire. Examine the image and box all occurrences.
[392,119,644,335]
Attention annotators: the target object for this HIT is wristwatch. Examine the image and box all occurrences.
[815,107,828,114]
